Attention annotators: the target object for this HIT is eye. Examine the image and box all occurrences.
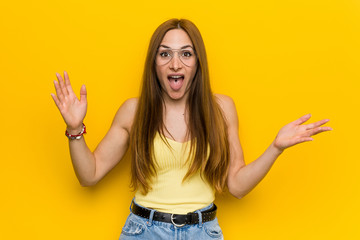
[159,51,171,57]
[182,51,193,58]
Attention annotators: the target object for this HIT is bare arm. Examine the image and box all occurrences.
[215,94,332,199]
[68,98,137,186]
[51,71,137,186]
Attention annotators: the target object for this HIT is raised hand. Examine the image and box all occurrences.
[51,71,87,134]
[273,114,332,152]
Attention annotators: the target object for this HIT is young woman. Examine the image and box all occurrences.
[51,18,332,239]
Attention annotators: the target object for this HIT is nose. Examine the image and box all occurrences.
[169,52,182,71]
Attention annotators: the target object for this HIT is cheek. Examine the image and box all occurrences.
[190,67,198,80]
[155,66,165,80]
[155,67,167,89]
[155,66,160,79]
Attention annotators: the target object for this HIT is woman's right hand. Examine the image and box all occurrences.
[51,71,87,134]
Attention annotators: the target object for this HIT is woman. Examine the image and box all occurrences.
[51,18,332,239]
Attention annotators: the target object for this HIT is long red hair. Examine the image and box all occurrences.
[130,18,230,194]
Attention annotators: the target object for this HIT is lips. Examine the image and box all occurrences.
[167,74,184,81]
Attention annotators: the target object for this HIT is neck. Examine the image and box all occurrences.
[162,93,188,113]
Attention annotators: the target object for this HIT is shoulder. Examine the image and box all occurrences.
[214,93,234,104]
[213,93,236,113]
[121,97,139,110]
[113,97,139,132]
[213,93,238,124]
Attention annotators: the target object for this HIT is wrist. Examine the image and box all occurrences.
[65,123,86,140]
[66,125,83,135]
[270,141,284,156]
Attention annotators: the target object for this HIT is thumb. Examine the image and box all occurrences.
[80,84,87,103]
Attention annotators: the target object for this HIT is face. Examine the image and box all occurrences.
[155,29,198,102]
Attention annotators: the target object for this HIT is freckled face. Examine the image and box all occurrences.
[155,29,198,101]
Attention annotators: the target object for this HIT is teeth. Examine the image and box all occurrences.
[170,75,183,79]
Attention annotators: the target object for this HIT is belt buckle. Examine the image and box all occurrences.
[170,214,186,227]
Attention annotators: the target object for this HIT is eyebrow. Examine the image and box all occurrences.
[159,44,193,49]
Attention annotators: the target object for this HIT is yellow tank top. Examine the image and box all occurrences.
[135,131,215,214]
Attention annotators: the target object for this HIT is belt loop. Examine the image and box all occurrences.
[195,210,203,228]
[129,197,135,212]
[147,209,156,227]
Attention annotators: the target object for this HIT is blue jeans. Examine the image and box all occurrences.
[119,200,224,240]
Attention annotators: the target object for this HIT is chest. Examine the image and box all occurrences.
[163,111,189,143]
[153,132,192,171]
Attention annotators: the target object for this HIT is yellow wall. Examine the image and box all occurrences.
[1,0,359,239]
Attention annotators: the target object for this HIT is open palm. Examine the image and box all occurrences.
[51,71,87,132]
[274,114,332,151]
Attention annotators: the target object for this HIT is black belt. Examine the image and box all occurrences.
[131,201,217,227]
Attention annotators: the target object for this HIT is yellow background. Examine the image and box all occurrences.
[1,0,359,239]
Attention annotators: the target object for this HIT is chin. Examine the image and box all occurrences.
[167,91,186,101]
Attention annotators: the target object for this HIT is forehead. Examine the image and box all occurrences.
[160,29,193,49]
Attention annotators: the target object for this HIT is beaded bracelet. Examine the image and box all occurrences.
[65,123,86,140]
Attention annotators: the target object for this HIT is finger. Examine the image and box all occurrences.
[308,126,333,136]
[50,93,61,110]
[305,119,330,130]
[56,72,69,96]
[80,84,87,104]
[53,80,65,103]
[293,136,314,145]
[292,113,312,126]
[64,71,75,96]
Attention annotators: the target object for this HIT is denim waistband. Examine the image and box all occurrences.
[129,198,215,228]
[130,198,214,213]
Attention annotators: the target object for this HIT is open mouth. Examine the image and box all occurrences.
[167,74,184,82]
[167,74,185,91]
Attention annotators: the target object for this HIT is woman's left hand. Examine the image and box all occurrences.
[273,114,332,152]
